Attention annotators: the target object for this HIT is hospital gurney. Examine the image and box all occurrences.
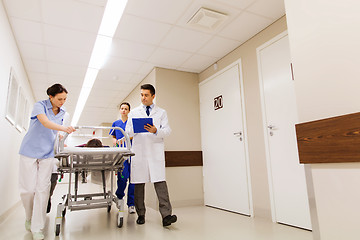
[53,126,134,236]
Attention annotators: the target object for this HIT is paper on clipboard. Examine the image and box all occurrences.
[132,118,153,133]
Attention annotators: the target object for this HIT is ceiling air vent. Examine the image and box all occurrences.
[187,7,227,31]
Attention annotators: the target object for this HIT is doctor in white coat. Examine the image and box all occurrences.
[125,84,177,227]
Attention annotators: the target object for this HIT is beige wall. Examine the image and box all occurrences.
[199,16,288,219]
[285,1,360,239]
[122,67,204,209]
[156,67,201,151]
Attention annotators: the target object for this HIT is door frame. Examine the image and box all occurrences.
[256,30,290,223]
[199,59,253,217]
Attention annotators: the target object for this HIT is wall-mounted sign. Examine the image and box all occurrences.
[214,95,223,110]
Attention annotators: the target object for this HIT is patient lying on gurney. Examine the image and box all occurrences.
[85,138,103,148]
[83,138,112,186]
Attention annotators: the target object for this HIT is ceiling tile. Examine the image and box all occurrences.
[75,0,107,7]
[137,62,155,75]
[27,71,48,83]
[41,0,104,33]
[85,89,118,108]
[125,0,194,24]
[43,24,96,52]
[18,42,46,60]
[213,0,255,9]
[246,0,285,20]
[96,69,133,84]
[45,75,83,90]
[197,36,241,58]
[9,18,43,43]
[147,47,192,68]
[114,14,172,45]
[180,54,218,72]
[161,26,213,53]
[3,0,42,21]
[111,39,156,62]
[92,78,134,92]
[103,56,144,73]
[24,59,47,73]
[218,11,273,42]
[47,62,87,78]
[45,46,90,66]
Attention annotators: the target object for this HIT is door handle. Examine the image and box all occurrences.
[233,131,243,141]
[267,125,277,130]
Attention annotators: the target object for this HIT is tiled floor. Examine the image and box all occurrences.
[0,183,313,240]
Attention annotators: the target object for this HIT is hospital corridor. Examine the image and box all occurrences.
[1,0,360,240]
[0,182,313,240]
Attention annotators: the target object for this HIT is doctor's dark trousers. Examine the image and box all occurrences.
[134,181,172,218]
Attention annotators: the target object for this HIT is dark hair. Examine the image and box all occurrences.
[141,84,155,95]
[47,83,68,97]
[119,102,131,111]
[86,138,103,147]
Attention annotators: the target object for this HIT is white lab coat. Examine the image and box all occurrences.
[126,104,171,183]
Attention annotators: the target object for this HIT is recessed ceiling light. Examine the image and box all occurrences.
[187,8,227,31]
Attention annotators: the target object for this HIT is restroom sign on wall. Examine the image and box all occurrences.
[214,95,223,110]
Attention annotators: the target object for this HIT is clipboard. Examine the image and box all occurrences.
[132,118,153,133]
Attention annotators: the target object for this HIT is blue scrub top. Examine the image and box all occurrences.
[110,119,132,147]
[19,99,66,159]
[110,119,127,140]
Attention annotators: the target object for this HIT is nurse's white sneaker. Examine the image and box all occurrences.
[128,206,136,214]
[117,198,124,211]
[25,220,31,231]
[32,232,44,240]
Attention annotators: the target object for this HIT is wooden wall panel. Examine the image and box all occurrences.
[296,112,360,164]
[165,151,203,167]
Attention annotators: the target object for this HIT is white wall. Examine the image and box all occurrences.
[0,1,35,219]
[285,1,360,239]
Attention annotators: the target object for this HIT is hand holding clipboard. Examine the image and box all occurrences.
[132,118,156,133]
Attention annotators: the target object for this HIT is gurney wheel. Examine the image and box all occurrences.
[107,205,111,212]
[55,224,60,236]
[117,213,123,228]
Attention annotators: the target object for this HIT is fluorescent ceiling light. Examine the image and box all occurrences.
[88,35,112,69]
[71,68,99,126]
[70,0,128,126]
[99,0,128,37]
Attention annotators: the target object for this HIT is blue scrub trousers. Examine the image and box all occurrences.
[116,159,135,207]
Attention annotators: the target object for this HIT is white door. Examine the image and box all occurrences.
[258,33,312,229]
[199,63,251,215]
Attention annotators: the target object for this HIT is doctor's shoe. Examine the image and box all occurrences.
[129,206,136,214]
[136,215,145,224]
[32,231,44,240]
[25,220,31,231]
[162,215,177,227]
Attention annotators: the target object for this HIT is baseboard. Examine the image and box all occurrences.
[0,201,21,225]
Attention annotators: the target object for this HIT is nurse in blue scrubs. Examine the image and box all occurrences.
[110,102,135,214]
[18,84,75,240]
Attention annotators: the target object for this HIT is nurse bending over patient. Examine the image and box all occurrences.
[18,83,76,240]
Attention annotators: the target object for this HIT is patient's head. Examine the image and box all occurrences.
[86,138,103,147]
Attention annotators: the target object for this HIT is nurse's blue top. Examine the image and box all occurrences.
[19,99,66,159]
[110,119,127,140]
[110,119,132,147]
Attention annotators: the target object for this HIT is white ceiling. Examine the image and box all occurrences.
[2,0,285,126]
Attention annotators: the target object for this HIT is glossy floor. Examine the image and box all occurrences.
[0,183,313,240]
